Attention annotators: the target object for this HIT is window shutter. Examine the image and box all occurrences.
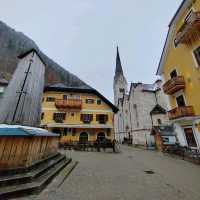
[80,114,83,121]
[96,114,99,121]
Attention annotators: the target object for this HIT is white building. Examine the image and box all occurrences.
[113,48,168,146]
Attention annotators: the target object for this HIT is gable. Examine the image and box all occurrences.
[44,85,119,113]
[150,104,166,115]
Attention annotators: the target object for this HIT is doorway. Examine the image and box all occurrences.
[176,95,186,107]
[97,132,106,142]
[184,128,197,147]
[79,132,88,144]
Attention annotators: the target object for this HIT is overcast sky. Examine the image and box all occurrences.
[0,0,181,101]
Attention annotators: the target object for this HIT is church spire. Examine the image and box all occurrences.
[115,46,124,76]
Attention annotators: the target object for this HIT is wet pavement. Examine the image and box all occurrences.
[15,146,200,200]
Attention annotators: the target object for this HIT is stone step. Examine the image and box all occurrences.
[0,154,66,188]
[0,152,60,176]
[0,158,71,199]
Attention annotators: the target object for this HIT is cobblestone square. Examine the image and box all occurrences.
[15,146,200,200]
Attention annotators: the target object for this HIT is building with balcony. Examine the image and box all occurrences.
[41,83,118,144]
[157,0,200,149]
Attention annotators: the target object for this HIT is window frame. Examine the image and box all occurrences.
[41,112,44,120]
[97,99,102,105]
[85,99,94,104]
[176,94,186,107]
[53,112,66,123]
[170,69,178,79]
[46,96,55,102]
[96,114,108,124]
[80,114,93,124]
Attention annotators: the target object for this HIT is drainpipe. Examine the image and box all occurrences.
[150,113,153,127]
[128,100,133,143]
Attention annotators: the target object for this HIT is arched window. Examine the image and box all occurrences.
[79,132,88,144]
[97,132,106,142]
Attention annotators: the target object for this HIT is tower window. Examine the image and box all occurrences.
[157,119,162,125]
[119,88,125,93]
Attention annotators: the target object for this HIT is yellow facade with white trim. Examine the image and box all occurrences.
[161,0,200,114]
[41,91,115,143]
[157,0,200,149]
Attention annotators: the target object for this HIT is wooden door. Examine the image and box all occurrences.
[184,128,197,147]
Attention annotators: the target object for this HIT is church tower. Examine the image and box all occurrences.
[113,47,127,105]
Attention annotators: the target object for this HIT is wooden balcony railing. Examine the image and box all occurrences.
[175,11,200,46]
[168,106,195,120]
[55,99,82,110]
[163,76,185,95]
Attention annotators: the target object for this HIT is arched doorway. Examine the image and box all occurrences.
[79,132,88,144]
[97,132,106,142]
[52,128,62,135]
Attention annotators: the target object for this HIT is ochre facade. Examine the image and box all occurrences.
[158,0,200,149]
[41,85,117,144]
[161,1,200,114]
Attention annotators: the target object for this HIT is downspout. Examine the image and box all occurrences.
[154,91,158,104]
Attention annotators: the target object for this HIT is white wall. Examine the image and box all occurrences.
[174,123,187,146]
[152,114,168,126]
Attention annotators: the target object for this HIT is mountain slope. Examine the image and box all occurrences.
[0,21,91,88]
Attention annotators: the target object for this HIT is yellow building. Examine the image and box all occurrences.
[41,83,118,144]
[157,0,200,149]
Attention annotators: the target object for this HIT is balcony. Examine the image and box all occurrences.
[174,11,200,46]
[168,106,195,120]
[55,99,82,110]
[163,76,185,95]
